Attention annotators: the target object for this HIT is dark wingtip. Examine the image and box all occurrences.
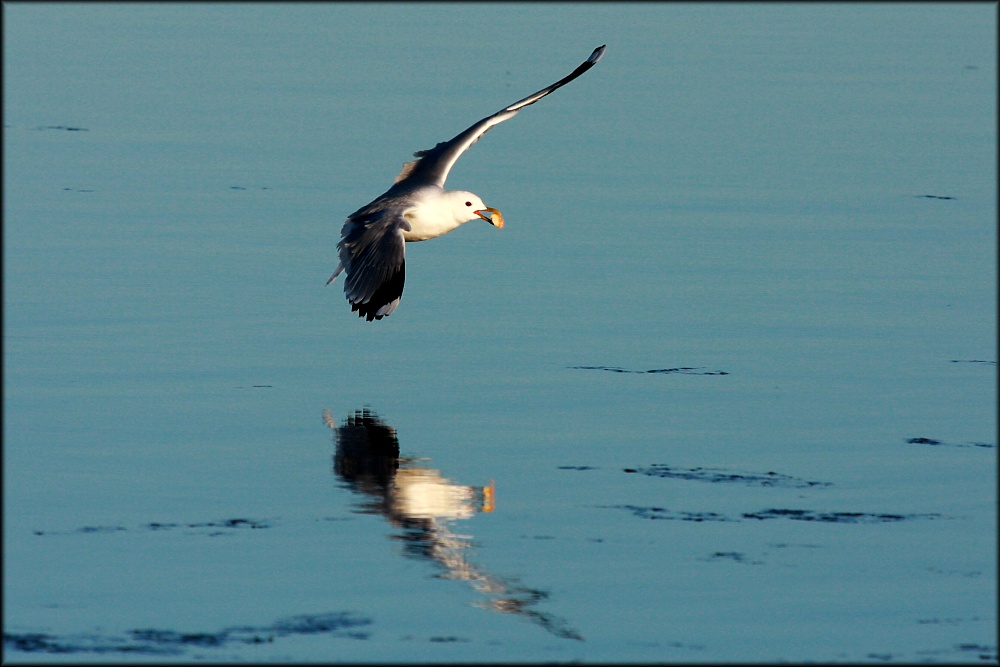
[347,262,405,322]
[351,301,385,321]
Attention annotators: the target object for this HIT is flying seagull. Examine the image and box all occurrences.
[327,45,607,321]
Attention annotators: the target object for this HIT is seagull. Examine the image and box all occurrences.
[328,45,607,321]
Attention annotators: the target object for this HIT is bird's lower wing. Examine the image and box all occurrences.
[337,209,408,321]
[395,45,606,188]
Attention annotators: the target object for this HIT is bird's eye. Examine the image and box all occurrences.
[465,201,472,207]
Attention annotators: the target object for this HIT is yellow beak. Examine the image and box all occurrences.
[482,480,495,513]
[475,207,504,228]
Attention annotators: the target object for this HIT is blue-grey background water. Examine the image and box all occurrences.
[4,3,996,663]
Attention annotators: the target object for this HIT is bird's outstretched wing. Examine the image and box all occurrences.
[334,201,410,321]
[394,45,606,188]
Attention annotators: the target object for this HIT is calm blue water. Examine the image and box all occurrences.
[4,3,996,662]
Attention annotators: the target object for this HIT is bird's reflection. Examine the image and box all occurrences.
[323,408,582,641]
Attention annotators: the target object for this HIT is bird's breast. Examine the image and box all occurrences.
[401,211,464,242]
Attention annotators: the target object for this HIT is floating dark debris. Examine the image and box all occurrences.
[569,365,729,375]
[34,517,271,537]
[700,551,763,565]
[601,505,733,522]
[916,194,956,200]
[623,464,830,489]
[602,505,941,524]
[34,524,126,536]
[741,508,941,523]
[77,525,127,534]
[917,616,984,625]
[905,437,994,449]
[34,125,89,131]
[3,631,179,655]
[146,517,271,533]
[4,612,371,656]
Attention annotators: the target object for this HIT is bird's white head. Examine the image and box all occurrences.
[447,191,504,228]
[404,189,505,242]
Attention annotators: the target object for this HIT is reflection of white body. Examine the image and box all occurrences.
[393,467,493,520]
[326,408,578,640]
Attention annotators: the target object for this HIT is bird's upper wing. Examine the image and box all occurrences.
[336,200,409,321]
[394,45,606,188]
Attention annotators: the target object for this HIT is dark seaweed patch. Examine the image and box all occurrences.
[956,643,995,653]
[741,509,940,523]
[33,525,127,536]
[568,365,729,375]
[926,566,984,578]
[905,437,994,449]
[917,616,984,625]
[624,464,830,489]
[3,631,180,655]
[33,125,89,131]
[33,517,271,537]
[146,522,179,530]
[77,525,127,534]
[601,505,733,522]
[700,551,762,565]
[129,629,226,647]
[604,505,940,524]
[914,643,997,661]
[266,613,369,636]
[557,465,598,470]
[667,641,707,650]
[4,612,371,656]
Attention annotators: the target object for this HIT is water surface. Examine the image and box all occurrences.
[4,3,996,662]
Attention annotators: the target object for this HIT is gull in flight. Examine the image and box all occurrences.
[327,45,607,320]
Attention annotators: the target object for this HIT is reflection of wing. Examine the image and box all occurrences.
[396,45,607,189]
[325,408,582,641]
[332,408,399,457]
[329,408,400,511]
